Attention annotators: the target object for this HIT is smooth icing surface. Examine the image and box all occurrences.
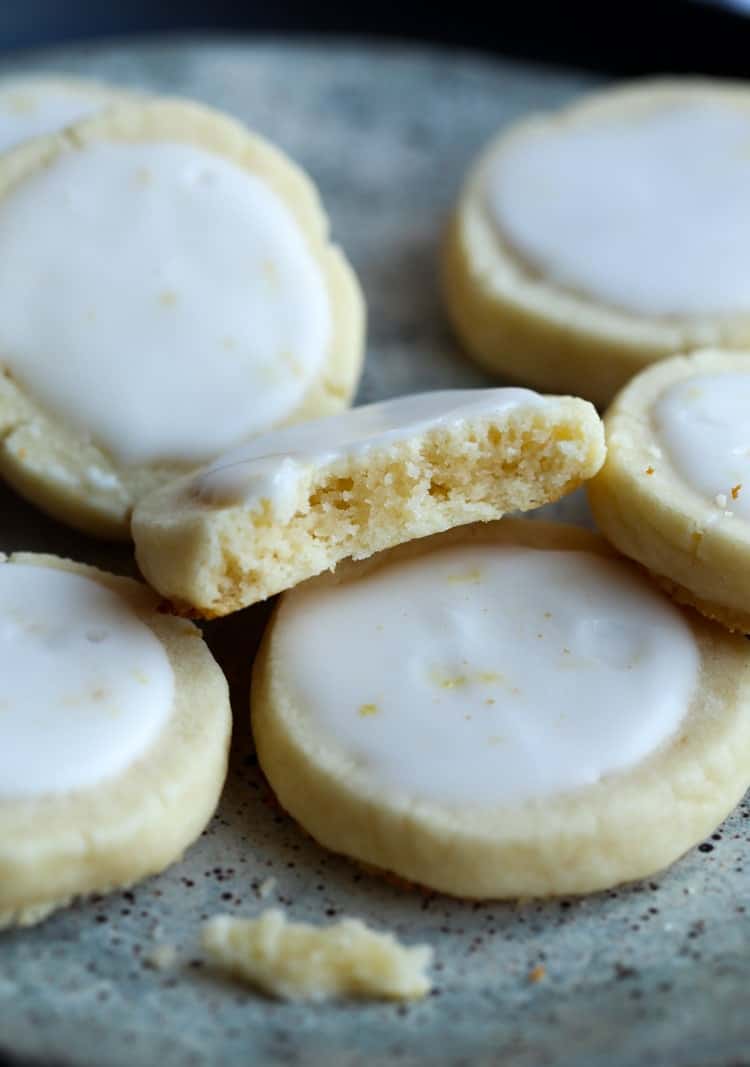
[196,387,543,507]
[0,81,105,151]
[653,372,750,519]
[487,101,750,317]
[0,141,330,465]
[276,543,699,806]
[0,564,174,799]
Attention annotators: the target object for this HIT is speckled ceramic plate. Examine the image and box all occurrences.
[0,36,748,1067]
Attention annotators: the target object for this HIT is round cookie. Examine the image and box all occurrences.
[588,348,750,633]
[133,387,605,617]
[443,79,750,407]
[0,97,364,538]
[0,74,134,151]
[252,519,750,898]
[0,553,231,928]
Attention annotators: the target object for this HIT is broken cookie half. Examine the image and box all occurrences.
[132,386,605,616]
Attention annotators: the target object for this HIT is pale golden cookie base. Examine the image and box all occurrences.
[441,213,667,410]
[443,79,750,408]
[0,899,68,930]
[252,519,750,899]
[652,576,750,636]
[0,555,231,928]
[0,877,138,931]
[133,395,604,617]
[588,348,750,636]
[0,97,364,539]
[0,73,140,110]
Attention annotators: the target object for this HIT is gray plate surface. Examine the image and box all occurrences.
[0,35,747,1067]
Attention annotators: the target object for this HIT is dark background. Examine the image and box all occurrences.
[0,0,748,76]
[1,2,749,1066]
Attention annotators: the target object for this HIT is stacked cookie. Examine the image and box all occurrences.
[4,70,750,962]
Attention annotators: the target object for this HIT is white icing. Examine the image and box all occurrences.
[196,387,543,507]
[0,80,105,151]
[488,101,750,317]
[0,563,174,799]
[276,543,699,806]
[653,372,750,519]
[0,141,330,466]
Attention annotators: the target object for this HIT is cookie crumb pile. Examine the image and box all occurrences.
[202,910,433,1001]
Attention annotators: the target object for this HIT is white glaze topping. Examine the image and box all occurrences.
[196,387,543,507]
[0,80,106,151]
[276,542,699,807]
[0,141,330,465]
[0,563,174,799]
[653,372,750,519]
[487,100,750,317]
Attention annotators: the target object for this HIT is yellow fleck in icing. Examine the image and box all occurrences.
[477,671,503,684]
[447,568,482,584]
[6,94,35,116]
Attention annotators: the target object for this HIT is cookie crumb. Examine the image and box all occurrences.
[645,466,654,476]
[159,288,178,308]
[257,877,277,900]
[732,483,742,500]
[528,964,546,984]
[144,943,178,970]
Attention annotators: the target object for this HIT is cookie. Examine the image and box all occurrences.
[443,79,750,407]
[132,386,604,617]
[0,97,364,538]
[0,553,231,928]
[588,348,750,632]
[252,519,750,898]
[0,74,132,151]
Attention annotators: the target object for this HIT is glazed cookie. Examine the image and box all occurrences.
[0,553,231,928]
[588,349,750,633]
[0,74,132,151]
[132,387,604,617]
[252,519,750,898]
[444,79,750,407]
[0,97,364,538]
